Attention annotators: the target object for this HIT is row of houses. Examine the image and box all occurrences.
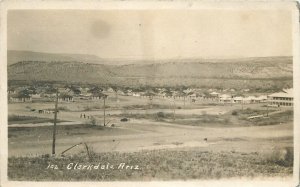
[218,94,268,104]
[217,89,293,107]
[8,90,109,103]
[7,85,294,107]
[6,86,250,101]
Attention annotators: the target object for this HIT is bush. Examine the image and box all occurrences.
[8,115,36,122]
[223,117,230,124]
[58,106,69,111]
[232,111,238,115]
[120,118,129,122]
[157,112,165,118]
[265,147,293,167]
[90,117,97,126]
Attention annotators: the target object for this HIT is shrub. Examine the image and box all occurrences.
[265,147,293,167]
[232,111,238,115]
[8,115,37,121]
[120,118,129,122]
[90,117,97,126]
[223,117,230,124]
[58,106,69,111]
[157,112,165,118]
[83,106,91,111]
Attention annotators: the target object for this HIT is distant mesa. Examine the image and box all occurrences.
[7,50,293,89]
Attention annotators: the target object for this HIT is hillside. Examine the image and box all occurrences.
[114,57,293,79]
[7,50,106,66]
[8,55,293,89]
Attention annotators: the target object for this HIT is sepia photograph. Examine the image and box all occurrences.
[0,1,299,187]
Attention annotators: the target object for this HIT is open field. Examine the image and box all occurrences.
[8,93,294,180]
[8,115,68,125]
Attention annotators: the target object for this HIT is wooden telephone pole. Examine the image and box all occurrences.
[172,99,176,121]
[103,95,107,126]
[52,89,59,155]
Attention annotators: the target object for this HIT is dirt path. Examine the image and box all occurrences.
[8,117,293,157]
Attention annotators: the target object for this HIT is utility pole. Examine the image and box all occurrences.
[103,95,106,126]
[242,100,244,110]
[173,99,176,121]
[52,89,59,155]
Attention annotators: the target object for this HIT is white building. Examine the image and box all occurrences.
[267,89,293,107]
[233,96,243,103]
[219,94,232,103]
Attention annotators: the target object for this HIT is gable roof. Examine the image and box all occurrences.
[268,89,293,98]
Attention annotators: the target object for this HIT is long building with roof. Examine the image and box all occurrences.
[267,88,293,107]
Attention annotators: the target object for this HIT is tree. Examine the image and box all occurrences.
[88,86,103,94]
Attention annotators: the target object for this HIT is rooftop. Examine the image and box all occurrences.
[268,88,293,98]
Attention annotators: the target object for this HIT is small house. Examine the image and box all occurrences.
[243,96,256,104]
[219,94,232,103]
[233,96,243,103]
[9,93,32,102]
[210,92,220,98]
[90,92,106,100]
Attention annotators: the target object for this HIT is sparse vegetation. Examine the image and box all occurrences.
[8,149,292,181]
[264,147,293,167]
[8,115,67,125]
[157,112,166,118]
[89,116,97,126]
[231,111,238,116]
[8,55,293,89]
[246,110,293,126]
[83,105,109,111]
[57,106,69,111]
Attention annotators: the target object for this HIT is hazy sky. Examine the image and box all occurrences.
[8,9,292,60]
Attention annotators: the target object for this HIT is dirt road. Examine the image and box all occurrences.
[8,117,292,157]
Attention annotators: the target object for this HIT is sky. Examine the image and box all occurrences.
[8,9,293,60]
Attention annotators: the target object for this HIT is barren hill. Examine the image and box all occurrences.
[7,51,293,89]
[7,50,106,66]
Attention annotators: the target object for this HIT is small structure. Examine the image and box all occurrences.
[233,96,243,103]
[188,92,197,100]
[31,94,42,99]
[117,90,125,96]
[210,91,219,98]
[243,96,256,104]
[90,92,106,100]
[219,94,232,103]
[9,93,32,102]
[8,88,16,94]
[132,92,141,97]
[107,87,114,93]
[255,95,268,103]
